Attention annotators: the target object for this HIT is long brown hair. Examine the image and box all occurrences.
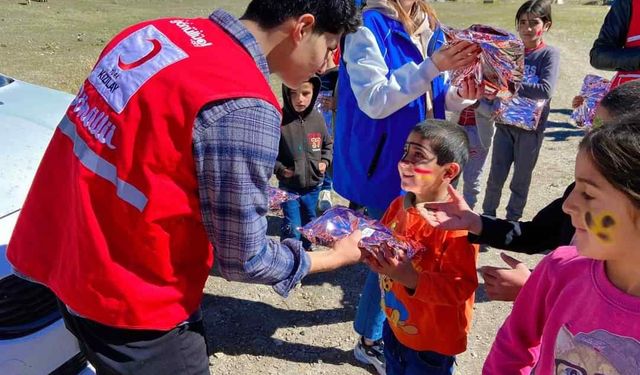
[389,0,438,34]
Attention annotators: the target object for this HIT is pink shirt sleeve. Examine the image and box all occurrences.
[483,252,555,374]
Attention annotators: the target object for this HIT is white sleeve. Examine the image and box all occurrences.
[445,86,477,113]
[344,26,441,120]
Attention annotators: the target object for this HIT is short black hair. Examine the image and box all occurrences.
[410,119,469,183]
[241,0,360,35]
[599,80,640,119]
[516,0,553,28]
[580,116,640,209]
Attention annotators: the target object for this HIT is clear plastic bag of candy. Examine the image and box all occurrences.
[299,206,421,258]
[267,186,299,211]
[298,206,370,246]
[441,24,525,98]
[494,96,546,131]
[571,74,610,128]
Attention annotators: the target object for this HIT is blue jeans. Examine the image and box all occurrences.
[280,184,321,249]
[353,205,387,340]
[383,322,455,375]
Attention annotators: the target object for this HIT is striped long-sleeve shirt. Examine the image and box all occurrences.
[192,10,310,297]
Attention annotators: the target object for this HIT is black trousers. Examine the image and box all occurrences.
[59,301,210,375]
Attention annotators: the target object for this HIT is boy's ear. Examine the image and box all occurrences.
[443,162,461,183]
[291,14,316,44]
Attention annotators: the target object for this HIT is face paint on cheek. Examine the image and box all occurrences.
[414,167,434,181]
[585,211,617,244]
[535,29,543,37]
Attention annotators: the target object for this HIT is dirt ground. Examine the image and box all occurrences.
[0,1,614,374]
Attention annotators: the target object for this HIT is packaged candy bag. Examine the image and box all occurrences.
[571,74,611,128]
[442,24,525,98]
[299,206,421,258]
[494,96,546,131]
[267,186,300,212]
[298,206,369,246]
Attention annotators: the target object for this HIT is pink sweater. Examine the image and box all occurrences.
[483,246,640,374]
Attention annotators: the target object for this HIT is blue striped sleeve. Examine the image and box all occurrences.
[193,98,311,297]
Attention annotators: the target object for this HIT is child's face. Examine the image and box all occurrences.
[397,134,456,201]
[289,82,314,113]
[517,13,549,48]
[562,149,640,261]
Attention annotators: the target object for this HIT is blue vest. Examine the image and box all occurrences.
[333,10,449,212]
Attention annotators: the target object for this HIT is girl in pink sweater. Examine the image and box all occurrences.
[483,117,640,374]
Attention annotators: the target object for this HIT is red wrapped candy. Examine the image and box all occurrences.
[442,24,525,98]
[299,206,422,258]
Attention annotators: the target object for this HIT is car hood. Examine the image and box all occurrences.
[0,76,74,273]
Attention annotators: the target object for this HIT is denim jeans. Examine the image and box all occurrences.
[353,205,386,340]
[383,322,456,375]
[482,124,544,221]
[280,184,321,249]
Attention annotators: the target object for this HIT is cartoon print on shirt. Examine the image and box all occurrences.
[554,325,640,375]
[380,275,418,335]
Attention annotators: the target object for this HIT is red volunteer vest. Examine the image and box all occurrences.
[610,0,640,89]
[8,17,280,329]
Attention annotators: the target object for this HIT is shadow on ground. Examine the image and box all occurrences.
[544,120,584,142]
[203,264,375,372]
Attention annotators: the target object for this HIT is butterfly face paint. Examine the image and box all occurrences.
[585,211,617,244]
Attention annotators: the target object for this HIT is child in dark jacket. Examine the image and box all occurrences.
[275,76,333,249]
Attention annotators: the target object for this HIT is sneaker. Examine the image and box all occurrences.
[354,337,386,375]
[317,190,333,212]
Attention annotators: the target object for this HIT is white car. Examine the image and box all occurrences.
[0,73,95,375]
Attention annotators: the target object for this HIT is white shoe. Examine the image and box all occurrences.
[353,337,386,375]
[318,190,333,212]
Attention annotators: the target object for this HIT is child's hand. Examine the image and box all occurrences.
[367,245,418,289]
[431,41,480,72]
[457,77,483,100]
[480,253,531,301]
[572,95,584,109]
[417,184,483,235]
[282,168,294,178]
[318,162,327,174]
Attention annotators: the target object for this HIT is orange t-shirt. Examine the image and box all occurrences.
[379,194,479,355]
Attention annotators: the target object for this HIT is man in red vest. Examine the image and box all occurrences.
[7,1,360,374]
[591,0,640,88]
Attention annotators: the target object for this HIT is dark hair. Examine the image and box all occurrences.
[241,0,360,35]
[599,80,640,119]
[515,0,552,28]
[579,117,640,209]
[410,119,469,183]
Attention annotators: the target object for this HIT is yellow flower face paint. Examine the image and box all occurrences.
[585,211,616,244]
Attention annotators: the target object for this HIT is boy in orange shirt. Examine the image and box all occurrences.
[365,119,479,375]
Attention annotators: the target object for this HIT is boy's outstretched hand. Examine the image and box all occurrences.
[417,184,483,235]
[480,253,531,302]
[365,246,418,290]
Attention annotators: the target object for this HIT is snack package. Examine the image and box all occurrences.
[571,74,611,128]
[267,186,299,211]
[494,96,546,131]
[299,206,421,257]
[442,24,525,98]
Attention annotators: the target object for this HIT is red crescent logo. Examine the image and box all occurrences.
[117,38,162,71]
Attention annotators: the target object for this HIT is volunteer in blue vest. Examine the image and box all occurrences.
[332,0,481,373]
[7,2,363,374]
[590,0,640,88]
